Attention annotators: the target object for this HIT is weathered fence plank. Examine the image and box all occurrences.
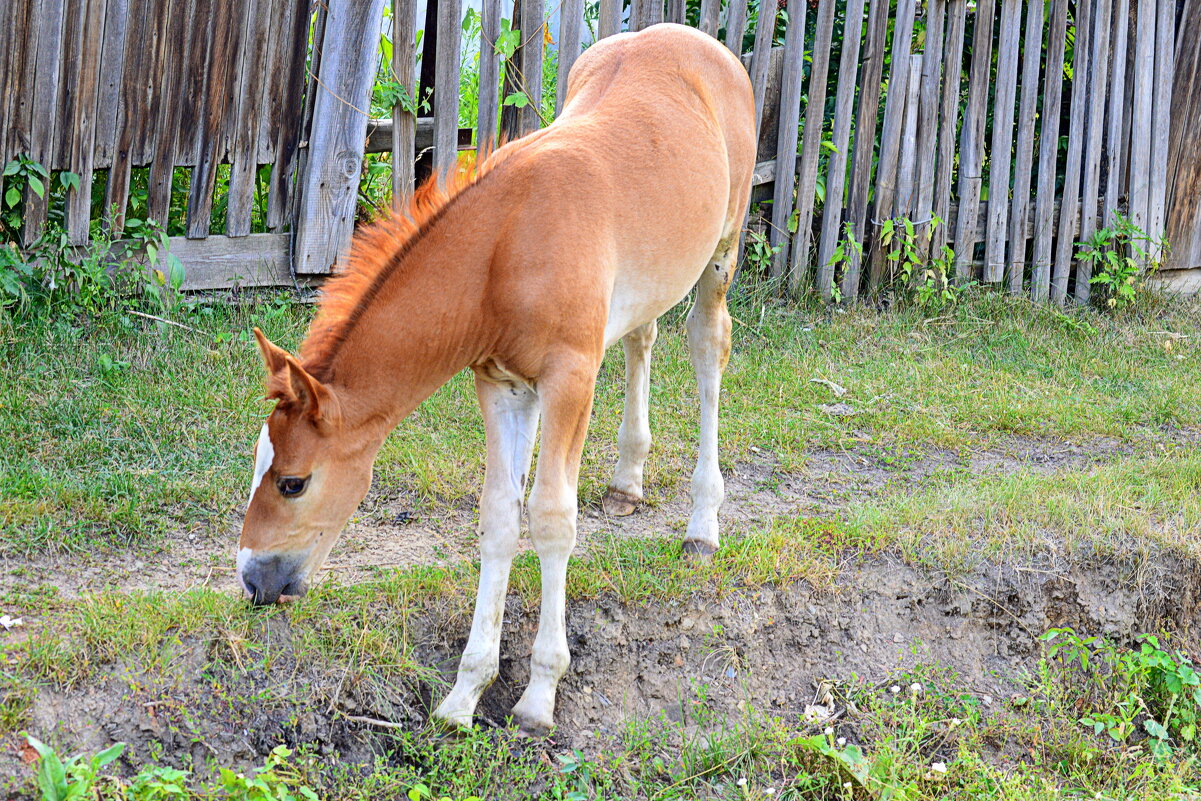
[983,0,1021,284]
[599,0,623,38]
[1005,0,1044,294]
[433,0,463,176]
[1076,0,1114,302]
[65,0,108,243]
[1032,0,1068,301]
[105,0,153,233]
[21,0,67,246]
[725,0,748,56]
[786,0,834,292]
[841,0,889,297]
[556,0,584,113]
[1148,0,1174,261]
[146,0,190,230]
[1104,0,1131,223]
[394,0,419,201]
[951,0,994,282]
[515,0,545,135]
[815,0,867,299]
[767,0,808,281]
[1166,0,1201,270]
[293,0,386,274]
[747,0,779,129]
[913,0,945,239]
[1128,0,1155,238]
[226,0,273,237]
[867,0,916,290]
[1051,0,1092,303]
[931,0,967,250]
[894,56,922,222]
[699,0,720,36]
[269,0,319,231]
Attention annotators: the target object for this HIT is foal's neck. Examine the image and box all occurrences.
[316,206,498,434]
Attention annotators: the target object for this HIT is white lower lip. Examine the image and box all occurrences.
[236,547,253,593]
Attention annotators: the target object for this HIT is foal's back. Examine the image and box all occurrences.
[483,24,756,353]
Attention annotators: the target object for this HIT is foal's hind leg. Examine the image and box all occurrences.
[602,320,658,516]
[683,243,735,557]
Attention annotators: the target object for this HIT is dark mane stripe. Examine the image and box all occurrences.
[299,154,493,379]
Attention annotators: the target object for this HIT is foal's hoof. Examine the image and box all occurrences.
[601,488,640,517]
[682,540,718,560]
[512,713,553,739]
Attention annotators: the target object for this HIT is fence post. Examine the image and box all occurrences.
[1167,0,1201,270]
[293,0,386,275]
[393,0,418,203]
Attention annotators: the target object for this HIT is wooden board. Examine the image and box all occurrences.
[1051,0,1092,303]
[1031,0,1068,301]
[747,0,779,129]
[1076,0,1115,302]
[699,0,721,36]
[931,0,968,250]
[841,0,889,297]
[166,233,294,290]
[556,0,584,113]
[1128,0,1155,238]
[1166,0,1201,269]
[599,0,623,38]
[815,0,867,298]
[293,0,386,274]
[1104,0,1131,223]
[21,0,67,246]
[226,0,273,237]
[516,0,545,135]
[982,0,1021,284]
[394,0,419,201]
[1148,0,1174,260]
[433,0,463,177]
[912,0,945,232]
[866,0,916,289]
[950,0,995,282]
[65,0,108,244]
[786,0,834,291]
[725,0,748,55]
[767,0,808,281]
[1004,0,1045,294]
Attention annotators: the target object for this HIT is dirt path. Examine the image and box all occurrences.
[0,433,1165,599]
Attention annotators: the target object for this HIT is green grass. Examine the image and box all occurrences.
[4,290,1201,798]
[1,289,1198,555]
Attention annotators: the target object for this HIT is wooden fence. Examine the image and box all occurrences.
[3,0,1201,298]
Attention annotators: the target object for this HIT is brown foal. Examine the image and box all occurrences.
[238,23,755,734]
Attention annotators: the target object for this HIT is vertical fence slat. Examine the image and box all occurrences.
[104,0,152,233]
[1005,0,1045,294]
[556,0,584,113]
[65,0,107,244]
[147,0,190,228]
[785,0,832,285]
[515,0,544,134]
[93,0,129,168]
[2,0,34,164]
[21,0,67,247]
[667,0,687,25]
[599,0,623,37]
[1165,0,1201,269]
[816,0,867,298]
[433,0,463,175]
[1128,0,1155,238]
[841,0,889,297]
[293,0,385,272]
[786,0,834,291]
[186,0,242,239]
[932,0,967,250]
[867,0,917,290]
[268,0,314,231]
[748,0,779,130]
[1051,0,1092,303]
[951,0,995,282]
[1032,0,1068,300]
[1104,0,1130,223]
[1148,0,1174,260]
[895,56,923,219]
[226,0,273,236]
[0,1,14,170]
[1076,0,1114,302]
[913,0,945,232]
[699,0,721,36]
[54,0,85,170]
[395,0,419,201]
[983,0,1021,283]
[725,0,748,55]
[768,0,808,281]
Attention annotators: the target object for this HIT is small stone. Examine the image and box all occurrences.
[681,617,695,631]
[982,694,993,707]
[582,685,592,694]
[893,633,904,643]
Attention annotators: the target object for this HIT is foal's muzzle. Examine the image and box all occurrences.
[239,552,307,605]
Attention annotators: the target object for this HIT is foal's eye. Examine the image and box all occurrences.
[276,476,309,498]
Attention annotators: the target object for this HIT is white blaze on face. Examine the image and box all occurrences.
[248,423,275,507]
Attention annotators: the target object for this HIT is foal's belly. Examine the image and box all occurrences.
[602,251,714,348]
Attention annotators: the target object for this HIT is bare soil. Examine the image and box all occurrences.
[2,432,1199,792]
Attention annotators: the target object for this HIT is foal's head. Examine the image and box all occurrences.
[236,329,374,604]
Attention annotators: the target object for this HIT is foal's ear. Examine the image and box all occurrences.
[253,328,339,425]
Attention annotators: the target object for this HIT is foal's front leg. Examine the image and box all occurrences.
[510,357,598,735]
[432,374,538,728]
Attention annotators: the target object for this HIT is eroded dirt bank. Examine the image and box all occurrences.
[4,548,1199,792]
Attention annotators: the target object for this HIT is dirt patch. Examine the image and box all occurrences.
[0,434,1165,601]
[4,543,1201,793]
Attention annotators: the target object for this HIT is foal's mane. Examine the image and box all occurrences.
[300,154,492,379]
